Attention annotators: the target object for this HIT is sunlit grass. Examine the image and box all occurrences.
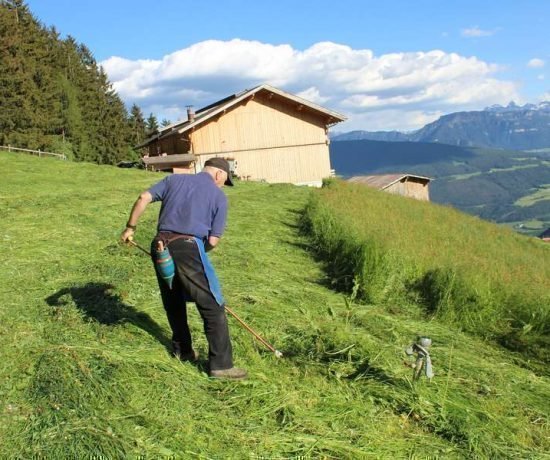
[1,152,549,458]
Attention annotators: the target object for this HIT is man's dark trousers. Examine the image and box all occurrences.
[152,236,233,370]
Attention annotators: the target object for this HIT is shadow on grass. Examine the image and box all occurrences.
[281,208,362,297]
[46,282,171,349]
[281,238,357,295]
[345,357,397,385]
[46,283,212,373]
[280,208,306,230]
[318,350,403,387]
[277,207,347,292]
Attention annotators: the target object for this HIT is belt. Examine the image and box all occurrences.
[157,231,196,244]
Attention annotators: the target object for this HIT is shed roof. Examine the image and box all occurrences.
[348,174,432,190]
[137,84,347,148]
[539,227,550,239]
[142,153,196,167]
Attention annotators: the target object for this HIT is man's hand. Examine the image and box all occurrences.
[205,236,220,252]
[120,227,135,242]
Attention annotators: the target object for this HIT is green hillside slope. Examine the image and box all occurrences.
[303,180,549,360]
[1,151,549,458]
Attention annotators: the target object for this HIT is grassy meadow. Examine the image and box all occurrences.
[1,151,549,458]
[515,185,550,207]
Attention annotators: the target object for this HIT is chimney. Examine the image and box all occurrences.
[186,105,195,122]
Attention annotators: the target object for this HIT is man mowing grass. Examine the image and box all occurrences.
[120,158,247,380]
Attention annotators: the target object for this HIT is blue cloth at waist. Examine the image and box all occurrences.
[192,237,225,307]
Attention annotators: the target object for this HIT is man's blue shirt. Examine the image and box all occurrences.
[148,172,228,239]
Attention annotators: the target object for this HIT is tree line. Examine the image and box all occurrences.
[0,1,166,164]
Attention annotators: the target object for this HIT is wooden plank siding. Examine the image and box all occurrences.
[386,178,430,201]
[198,144,330,184]
[190,96,330,184]
[191,98,327,151]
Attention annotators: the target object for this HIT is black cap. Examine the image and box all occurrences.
[204,158,234,186]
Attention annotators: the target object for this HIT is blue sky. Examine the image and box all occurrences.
[27,0,549,131]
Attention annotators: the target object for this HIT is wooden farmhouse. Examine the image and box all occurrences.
[348,174,432,201]
[138,84,346,186]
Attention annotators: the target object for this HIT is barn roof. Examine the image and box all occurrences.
[347,174,432,190]
[539,227,550,239]
[137,84,347,148]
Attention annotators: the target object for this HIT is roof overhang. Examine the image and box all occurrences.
[142,153,196,167]
[348,174,432,190]
[136,84,347,148]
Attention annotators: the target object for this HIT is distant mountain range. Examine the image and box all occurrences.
[332,102,550,150]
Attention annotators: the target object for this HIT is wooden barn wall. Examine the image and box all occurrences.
[387,179,430,201]
[144,95,335,183]
[199,144,331,184]
[190,97,327,155]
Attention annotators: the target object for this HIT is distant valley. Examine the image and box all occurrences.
[330,102,550,236]
[329,140,550,236]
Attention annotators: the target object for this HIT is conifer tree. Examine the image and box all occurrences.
[127,104,147,160]
[128,103,147,145]
[146,113,159,135]
[0,0,43,147]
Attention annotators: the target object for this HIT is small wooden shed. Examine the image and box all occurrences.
[348,174,432,201]
[138,84,346,186]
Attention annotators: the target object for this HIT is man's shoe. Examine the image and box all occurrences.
[209,367,248,380]
[172,341,198,362]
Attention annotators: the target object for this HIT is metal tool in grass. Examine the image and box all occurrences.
[405,337,434,381]
[126,236,283,358]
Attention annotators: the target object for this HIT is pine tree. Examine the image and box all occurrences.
[56,36,94,160]
[0,0,43,147]
[127,103,147,160]
[128,103,147,145]
[146,113,159,135]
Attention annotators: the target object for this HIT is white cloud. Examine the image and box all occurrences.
[538,74,545,80]
[101,39,519,131]
[296,86,330,104]
[461,26,497,38]
[528,58,545,68]
[542,92,550,101]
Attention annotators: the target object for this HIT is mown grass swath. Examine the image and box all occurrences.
[302,179,550,361]
[1,151,549,458]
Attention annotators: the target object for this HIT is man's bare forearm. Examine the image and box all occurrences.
[120,191,153,241]
[127,191,153,226]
